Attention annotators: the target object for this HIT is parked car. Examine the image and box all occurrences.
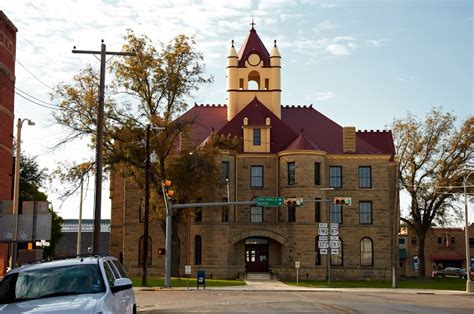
[0,255,136,313]
[433,267,468,279]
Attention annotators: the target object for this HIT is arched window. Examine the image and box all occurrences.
[315,236,321,266]
[437,236,442,244]
[248,71,260,90]
[360,237,373,266]
[138,236,152,266]
[450,237,455,245]
[195,235,202,265]
[331,237,343,266]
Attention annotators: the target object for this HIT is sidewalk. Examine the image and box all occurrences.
[135,279,472,295]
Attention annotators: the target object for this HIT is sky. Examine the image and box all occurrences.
[1,0,473,222]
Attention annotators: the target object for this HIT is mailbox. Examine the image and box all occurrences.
[197,270,206,290]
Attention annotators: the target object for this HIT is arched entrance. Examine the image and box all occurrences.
[245,237,268,272]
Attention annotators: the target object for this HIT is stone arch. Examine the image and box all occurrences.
[229,229,287,246]
[248,71,260,90]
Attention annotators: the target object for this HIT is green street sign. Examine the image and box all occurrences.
[256,197,284,207]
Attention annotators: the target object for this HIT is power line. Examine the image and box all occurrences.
[16,58,54,91]
[15,87,56,107]
[15,90,60,110]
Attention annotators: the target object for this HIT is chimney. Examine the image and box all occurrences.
[343,127,356,153]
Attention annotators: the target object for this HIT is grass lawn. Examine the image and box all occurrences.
[283,277,466,291]
[132,277,246,288]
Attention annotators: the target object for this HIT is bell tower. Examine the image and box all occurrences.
[226,24,281,121]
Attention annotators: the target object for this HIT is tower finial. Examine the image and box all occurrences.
[250,17,256,30]
[231,39,234,47]
[274,39,277,47]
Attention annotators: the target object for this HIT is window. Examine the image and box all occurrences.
[359,201,372,224]
[451,237,455,245]
[265,78,269,90]
[314,162,321,185]
[221,161,229,182]
[437,236,442,244]
[315,198,321,223]
[329,166,342,188]
[329,204,342,224]
[360,237,373,266]
[398,238,405,244]
[358,166,372,188]
[194,235,202,265]
[222,197,229,222]
[315,236,321,266]
[288,205,296,222]
[253,128,261,145]
[411,236,417,246]
[138,236,152,266]
[331,238,343,266]
[239,78,244,89]
[139,199,144,223]
[288,162,295,185]
[470,238,474,247]
[195,207,202,222]
[250,166,263,188]
[251,206,263,223]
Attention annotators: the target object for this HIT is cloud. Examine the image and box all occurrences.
[312,20,336,33]
[326,44,351,55]
[366,38,390,48]
[313,91,334,101]
[320,2,338,9]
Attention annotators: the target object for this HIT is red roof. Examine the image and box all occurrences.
[179,102,395,156]
[176,104,227,148]
[217,98,296,153]
[285,130,321,151]
[237,27,270,67]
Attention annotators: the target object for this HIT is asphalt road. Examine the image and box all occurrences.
[135,289,474,313]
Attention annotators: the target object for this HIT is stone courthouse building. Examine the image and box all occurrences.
[110,26,398,280]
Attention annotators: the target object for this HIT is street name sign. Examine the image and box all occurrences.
[256,197,284,207]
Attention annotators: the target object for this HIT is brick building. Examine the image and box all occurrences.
[0,11,17,275]
[400,225,474,277]
[110,26,397,280]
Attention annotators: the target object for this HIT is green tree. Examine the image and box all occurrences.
[18,155,63,258]
[392,109,473,276]
[51,30,214,229]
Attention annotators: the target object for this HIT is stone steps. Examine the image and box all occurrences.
[246,272,272,281]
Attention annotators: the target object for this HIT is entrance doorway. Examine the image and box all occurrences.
[245,238,269,272]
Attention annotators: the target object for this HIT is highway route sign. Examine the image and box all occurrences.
[256,196,284,207]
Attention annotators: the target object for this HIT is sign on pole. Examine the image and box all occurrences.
[331,248,339,255]
[185,265,191,275]
[318,223,328,236]
[295,261,300,269]
[256,197,284,207]
[320,248,328,255]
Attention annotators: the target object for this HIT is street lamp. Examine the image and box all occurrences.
[9,118,35,269]
[142,125,163,287]
[463,170,474,293]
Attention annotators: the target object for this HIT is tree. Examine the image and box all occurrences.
[18,155,63,258]
[392,109,473,276]
[51,30,213,229]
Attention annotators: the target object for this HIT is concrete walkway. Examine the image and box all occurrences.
[135,278,472,295]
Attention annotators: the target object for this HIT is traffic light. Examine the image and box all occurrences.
[285,198,303,206]
[157,248,166,256]
[333,197,352,206]
[162,179,175,198]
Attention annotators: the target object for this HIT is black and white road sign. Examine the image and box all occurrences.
[318,223,328,236]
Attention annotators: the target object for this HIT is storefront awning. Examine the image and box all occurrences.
[431,254,464,261]
[399,249,407,260]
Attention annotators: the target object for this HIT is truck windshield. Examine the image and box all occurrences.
[0,264,105,304]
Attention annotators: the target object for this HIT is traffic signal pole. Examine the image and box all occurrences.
[161,197,336,288]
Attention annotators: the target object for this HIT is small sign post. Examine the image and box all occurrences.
[295,261,300,285]
[185,265,191,290]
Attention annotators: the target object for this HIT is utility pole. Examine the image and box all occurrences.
[142,125,151,286]
[72,41,135,254]
[76,177,84,255]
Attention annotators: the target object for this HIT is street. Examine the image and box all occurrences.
[135,289,474,313]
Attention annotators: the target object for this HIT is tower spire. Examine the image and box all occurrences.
[250,17,256,30]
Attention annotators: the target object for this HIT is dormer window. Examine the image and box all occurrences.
[253,128,261,145]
